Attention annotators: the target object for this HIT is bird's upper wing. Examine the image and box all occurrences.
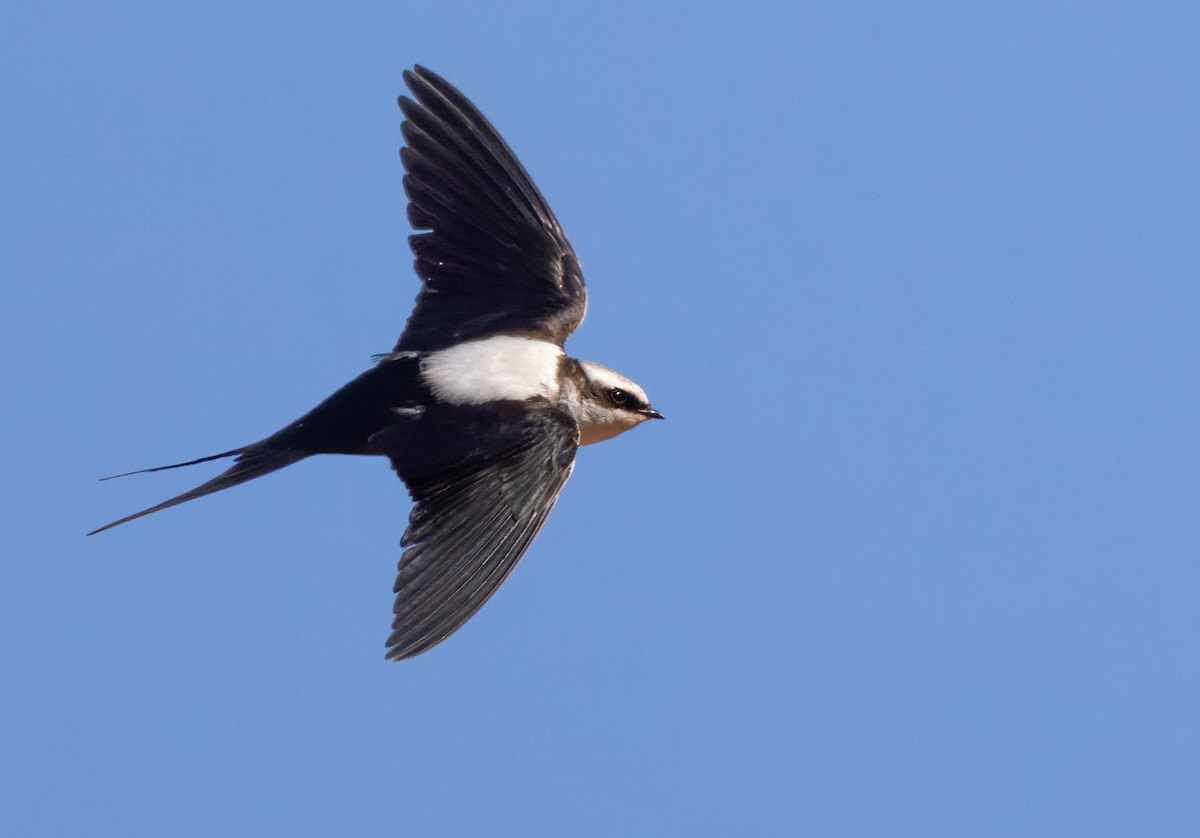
[394,66,587,352]
[378,403,578,660]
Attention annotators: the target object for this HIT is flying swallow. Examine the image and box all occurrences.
[90,66,663,661]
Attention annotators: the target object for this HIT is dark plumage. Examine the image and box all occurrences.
[397,67,586,351]
[91,66,660,661]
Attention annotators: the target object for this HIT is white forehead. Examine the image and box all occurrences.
[578,361,649,403]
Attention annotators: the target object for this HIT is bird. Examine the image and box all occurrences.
[90,65,663,661]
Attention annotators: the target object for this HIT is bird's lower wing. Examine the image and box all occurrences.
[382,406,578,660]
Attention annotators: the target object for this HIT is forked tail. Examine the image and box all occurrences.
[88,444,309,535]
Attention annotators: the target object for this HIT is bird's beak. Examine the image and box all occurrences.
[638,406,665,420]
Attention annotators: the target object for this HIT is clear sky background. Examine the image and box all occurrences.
[4,1,1199,835]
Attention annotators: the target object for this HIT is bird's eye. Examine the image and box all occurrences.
[608,388,629,405]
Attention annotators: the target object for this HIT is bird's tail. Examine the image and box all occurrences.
[88,443,310,536]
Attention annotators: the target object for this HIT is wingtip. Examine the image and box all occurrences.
[403,65,455,105]
[384,628,418,661]
[383,635,437,662]
[409,64,436,82]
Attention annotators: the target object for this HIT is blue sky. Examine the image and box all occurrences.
[4,1,1199,835]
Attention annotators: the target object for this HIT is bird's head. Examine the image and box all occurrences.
[573,361,663,446]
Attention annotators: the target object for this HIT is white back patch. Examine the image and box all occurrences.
[421,336,563,405]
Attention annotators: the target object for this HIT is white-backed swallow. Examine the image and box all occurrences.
[90,66,663,660]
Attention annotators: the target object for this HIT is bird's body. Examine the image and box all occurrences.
[91,67,661,660]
